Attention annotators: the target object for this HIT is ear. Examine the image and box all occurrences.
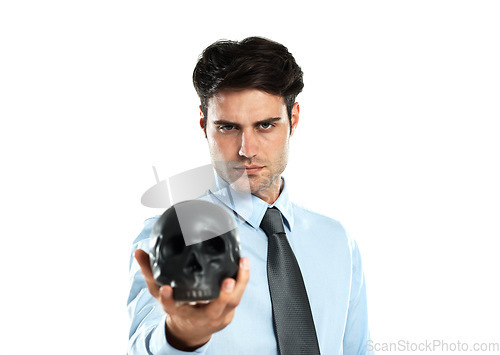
[289,102,300,137]
[199,105,206,136]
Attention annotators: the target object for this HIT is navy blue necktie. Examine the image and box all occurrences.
[260,207,321,355]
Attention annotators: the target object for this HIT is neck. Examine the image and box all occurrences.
[252,176,283,205]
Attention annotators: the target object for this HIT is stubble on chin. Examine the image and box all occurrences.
[250,173,283,202]
[214,160,285,203]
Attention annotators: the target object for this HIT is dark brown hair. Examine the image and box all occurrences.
[193,36,304,133]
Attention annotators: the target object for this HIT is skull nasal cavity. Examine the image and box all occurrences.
[184,252,203,274]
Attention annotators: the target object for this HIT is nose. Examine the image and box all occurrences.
[183,251,203,274]
[238,130,258,158]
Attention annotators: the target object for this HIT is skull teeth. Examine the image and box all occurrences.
[187,289,211,298]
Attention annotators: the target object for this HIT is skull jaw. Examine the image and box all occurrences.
[173,285,220,302]
[154,273,224,301]
[154,263,239,302]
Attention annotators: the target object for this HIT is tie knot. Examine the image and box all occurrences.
[260,207,286,237]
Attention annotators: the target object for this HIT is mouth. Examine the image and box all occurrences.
[234,165,264,174]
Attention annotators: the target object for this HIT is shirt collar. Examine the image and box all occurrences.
[208,171,294,232]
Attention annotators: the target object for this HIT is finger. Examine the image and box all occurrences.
[160,286,215,319]
[228,257,251,304]
[134,249,160,298]
[159,285,181,314]
[204,257,250,318]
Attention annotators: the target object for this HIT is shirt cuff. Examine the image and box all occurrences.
[150,315,211,354]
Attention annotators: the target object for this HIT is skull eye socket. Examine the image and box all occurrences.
[202,237,225,255]
[161,235,185,258]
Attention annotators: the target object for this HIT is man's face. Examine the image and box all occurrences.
[201,89,299,203]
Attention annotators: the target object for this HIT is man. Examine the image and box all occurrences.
[128,36,371,354]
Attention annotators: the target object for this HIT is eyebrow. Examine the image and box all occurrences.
[213,117,282,127]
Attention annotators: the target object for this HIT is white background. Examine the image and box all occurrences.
[1,1,499,354]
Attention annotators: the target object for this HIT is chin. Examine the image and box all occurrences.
[248,176,275,193]
[225,175,251,193]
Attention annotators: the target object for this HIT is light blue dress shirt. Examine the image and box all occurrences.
[128,174,372,354]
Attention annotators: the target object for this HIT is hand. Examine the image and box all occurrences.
[134,249,250,351]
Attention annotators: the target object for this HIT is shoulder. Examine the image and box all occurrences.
[292,202,357,250]
[292,202,346,232]
[132,215,160,245]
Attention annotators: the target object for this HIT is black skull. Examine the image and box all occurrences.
[149,200,240,301]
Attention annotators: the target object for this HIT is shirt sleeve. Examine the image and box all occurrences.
[127,218,211,355]
[342,238,374,355]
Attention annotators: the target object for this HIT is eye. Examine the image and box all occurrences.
[161,235,185,258]
[260,122,274,130]
[202,237,226,255]
[219,125,234,132]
